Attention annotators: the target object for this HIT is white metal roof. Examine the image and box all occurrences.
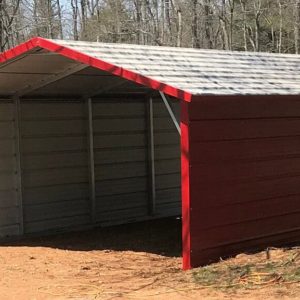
[52,39,300,96]
[2,38,300,99]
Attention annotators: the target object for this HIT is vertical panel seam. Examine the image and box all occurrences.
[86,98,96,223]
[147,96,156,215]
[13,96,24,235]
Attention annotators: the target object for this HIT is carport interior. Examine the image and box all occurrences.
[0,49,181,236]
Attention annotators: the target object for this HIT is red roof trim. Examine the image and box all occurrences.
[0,37,39,63]
[0,37,192,102]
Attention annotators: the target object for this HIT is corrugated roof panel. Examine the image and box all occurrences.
[51,39,300,96]
[2,37,300,97]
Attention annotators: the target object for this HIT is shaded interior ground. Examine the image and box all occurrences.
[0,218,299,299]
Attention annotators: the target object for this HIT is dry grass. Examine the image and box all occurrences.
[193,247,300,291]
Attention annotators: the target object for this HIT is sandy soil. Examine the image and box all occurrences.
[0,218,299,300]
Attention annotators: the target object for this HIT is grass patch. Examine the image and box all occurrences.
[193,248,300,290]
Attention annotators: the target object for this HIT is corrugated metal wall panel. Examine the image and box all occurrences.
[153,99,181,215]
[93,99,149,223]
[0,102,21,236]
[93,97,181,222]
[0,97,181,236]
[188,96,300,267]
[21,101,90,233]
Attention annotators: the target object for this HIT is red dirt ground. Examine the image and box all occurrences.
[0,218,299,299]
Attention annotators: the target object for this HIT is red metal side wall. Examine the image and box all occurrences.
[182,95,300,269]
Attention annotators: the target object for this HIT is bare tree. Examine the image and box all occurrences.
[71,0,79,40]
[295,0,300,54]
[239,0,248,51]
[277,0,283,52]
[219,0,230,50]
[228,0,234,50]
[0,0,4,50]
[191,0,200,48]
[0,0,21,50]
[254,0,262,51]
[80,0,87,39]
[56,0,63,39]
[203,0,213,49]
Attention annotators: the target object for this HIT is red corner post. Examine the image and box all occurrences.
[181,100,191,270]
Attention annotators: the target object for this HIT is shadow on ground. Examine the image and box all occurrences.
[0,217,182,258]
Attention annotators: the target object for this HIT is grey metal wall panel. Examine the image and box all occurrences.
[24,215,89,233]
[23,152,87,170]
[153,98,181,215]
[95,162,147,181]
[95,177,148,196]
[94,148,147,164]
[0,190,18,208]
[0,140,15,155]
[24,199,89,222]
[23,183,88,205]
[21,102,85,118]
[94,118,146,133]
[0,102,21,236]
[92,101,145,116]
[21,100,90,233]
[94,134,146,148]
[0,97,181,236]
[0,207,22,224]
[22,120,86,136]
[22,137,87,153]
[93,99,149,223]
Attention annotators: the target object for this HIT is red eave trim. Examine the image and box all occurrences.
[0,37,193,102]
[0,37,40,63]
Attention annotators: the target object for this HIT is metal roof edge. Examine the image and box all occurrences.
[191,94,300,101]
[0,37,39,64]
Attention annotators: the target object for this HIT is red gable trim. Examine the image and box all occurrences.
[0,37,193,102]
[0,37,40,63]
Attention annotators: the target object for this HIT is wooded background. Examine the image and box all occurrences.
[1,0,300,54]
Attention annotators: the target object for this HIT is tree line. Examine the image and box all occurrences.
[1,0,300,54]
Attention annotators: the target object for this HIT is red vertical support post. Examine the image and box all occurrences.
[181,100,191,270]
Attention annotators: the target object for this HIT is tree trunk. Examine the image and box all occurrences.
[47,0,54,38]
[161,0,165,44]
[145,0,160,45]
[33,0,39,36]
[171,0,182,47]
[254,0,262,51]
[295,0,300,54]
[57,0,64,39]
[278,0,283,53]
[220,0,230,50]
[192,0,200,48]
[0,0,4,51]
[176,7,182,47]
[240,0,248,51]
[141,0,147,44]
[229,0,234,50]
[134,0,142,44]
[203,0,213,49]
[71,0,79,40]
[165,0,172,44]
[80,0,87,40]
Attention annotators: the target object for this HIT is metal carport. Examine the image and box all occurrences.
[1,38,300,269]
